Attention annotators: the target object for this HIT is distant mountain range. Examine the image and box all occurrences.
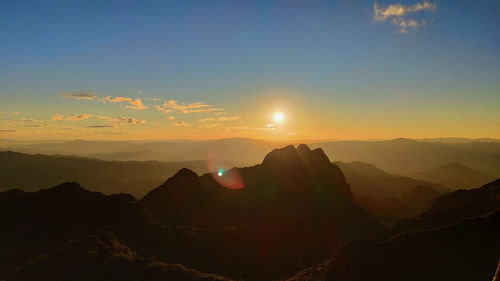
[1,144,498,281]
[412,162,496,189]
[0,151,209,197]
[3,137,500,177]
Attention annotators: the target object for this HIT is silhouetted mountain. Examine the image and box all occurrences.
[356,197,418,226]
[412,162,495,190]
[393,178,500,233]
[0,151,208,197]
[8,232,231,281]
[334,161,447,198]
[400,185,443,212]
[0,182,155,278]
[287,210,500,281]
[142,144,384,279]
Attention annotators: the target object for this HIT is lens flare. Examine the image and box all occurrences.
[207,150,245,189]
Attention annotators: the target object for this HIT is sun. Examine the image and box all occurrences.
[273,112,284,123]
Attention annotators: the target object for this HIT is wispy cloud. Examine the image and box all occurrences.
[87,125,116,128]
[0,129,16,132]
[95,115,146,124]
[14,118,43,122]
[60,91,97,100]
[165,116,176,120]
[101,96,148,110]
[156,100,223,114]
[52,114,93,121]
[0,111,20,115]
[373,1,436,33]
[198,117,216,123]
[198,116,240,123]
[173,121,189,127]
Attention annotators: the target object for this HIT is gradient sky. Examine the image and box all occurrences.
[1,0,499,141]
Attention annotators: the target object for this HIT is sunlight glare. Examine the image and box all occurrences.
[273,112,284,123]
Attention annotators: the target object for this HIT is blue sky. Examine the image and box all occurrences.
[1,0,499,140]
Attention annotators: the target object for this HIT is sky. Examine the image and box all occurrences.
[1,0,499,141]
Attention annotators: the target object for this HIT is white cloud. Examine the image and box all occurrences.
[59,91,97,100]
[373,1,436,33]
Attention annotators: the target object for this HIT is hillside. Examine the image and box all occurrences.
[310,138,500,176]
[412,162,496,189]
[334,161,447,198]
[0,151,208,197]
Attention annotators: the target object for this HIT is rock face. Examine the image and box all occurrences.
[287,210,500,281]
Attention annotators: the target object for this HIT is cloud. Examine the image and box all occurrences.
[217,116,240,122]
[25,124,48,127]
[0,129,16,132]
[373,1,436,33]
[87,125,116,128]
[155,100,223,114]
[101,96,148,110]
[198,116,240,123]
[59,91,97,100]
[52,114,93,121]
[166,116,176,120]
[199,123,221,129]
[95,115,146,124]
[173,121,189,127]
[0,111,20,115]
[198,117,216,123]
[14,118,43,122]
[226,126,275,131]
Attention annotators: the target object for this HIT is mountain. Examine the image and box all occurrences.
[0,151,208,197]
[142,144,385,279]
[412,162,496,190]
[356,197,418,226]
[8,232,231,281]
[310,138,500,176]
[334,161,447,198]
[5,138,500,177]
[4,138,280,165]
[287,210,500,281]
[393,178,500,234]
[356,184,443,227]
[0,182,155,278]
[400,185,443,212]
